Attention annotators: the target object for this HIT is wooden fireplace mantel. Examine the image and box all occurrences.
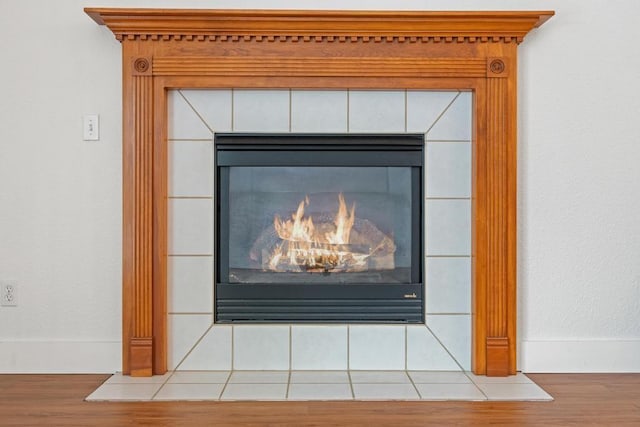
[85,8,553,376]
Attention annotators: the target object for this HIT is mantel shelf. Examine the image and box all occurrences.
[86,8,554,43]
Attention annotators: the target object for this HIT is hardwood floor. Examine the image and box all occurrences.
[1,374,639,426]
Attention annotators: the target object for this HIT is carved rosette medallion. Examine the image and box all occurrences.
[132,57,152,76]
[488,58,507,76]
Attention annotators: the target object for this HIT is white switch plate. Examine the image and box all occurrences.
[83,114,99,140]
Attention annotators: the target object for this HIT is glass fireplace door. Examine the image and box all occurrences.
[226,166,413,284]
[215,134,423,323]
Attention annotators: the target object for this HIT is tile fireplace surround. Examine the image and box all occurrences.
[86,8,554,378]
[168,89,471,372]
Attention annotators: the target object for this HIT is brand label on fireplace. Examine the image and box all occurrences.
[404,293,417,299]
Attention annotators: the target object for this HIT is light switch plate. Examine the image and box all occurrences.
[83,114,99,140]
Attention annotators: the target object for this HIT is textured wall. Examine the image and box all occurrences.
[1,0,639,373]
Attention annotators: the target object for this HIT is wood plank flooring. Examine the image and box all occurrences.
[1,373,639,426]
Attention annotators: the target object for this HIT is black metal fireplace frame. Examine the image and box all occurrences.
[215,133,424,323]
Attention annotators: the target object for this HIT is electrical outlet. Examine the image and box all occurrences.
[1,281,17,307]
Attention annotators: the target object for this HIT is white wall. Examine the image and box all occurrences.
[1,0,639,373]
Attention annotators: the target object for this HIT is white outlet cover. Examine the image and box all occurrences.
[1,280,17,307]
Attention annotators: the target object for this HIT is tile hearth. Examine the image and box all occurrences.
[86,371,552,402]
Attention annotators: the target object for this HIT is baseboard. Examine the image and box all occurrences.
[2,339,638,373]
[521,340,640,373]
[0,340,121,373]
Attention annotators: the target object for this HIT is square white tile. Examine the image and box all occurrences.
[228,371,289,384]
[180,89,233,132]
[427,92,472,141]
[291,325,348,370]
[178,326,232,371]
[476,383,553,401]
[169,141,213,197]
[426,257,471,314]
[86,384,162,401]
[408,371,470,384]
[350,371,410,384]
[348,90,405,132]
[466,372,534,384]
[167,314,212,370]
[168,256,213,314]
[406,91,459,133]
[291,90,348,132]
[349,326,405,370]
[168,199,213,255]
[288,383,353,400]
[425,199,471,256]
[233,326,290,370]
[290,371,350,384]
[233,90,290,132]
[154,383,225,400]
[426,141,471,198]
[406,326,461,371]
[221,383,288,400]
[352,383,420,400]
[168,371,230,384]
[168,90,212,140]
[104,372,171,385]
[415,383,486,400]
[426,315,471,371]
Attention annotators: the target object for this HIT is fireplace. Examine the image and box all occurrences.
[86,7,554,376]
[215,134,424,322]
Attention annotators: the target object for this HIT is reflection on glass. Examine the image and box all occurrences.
[228,167,412,284]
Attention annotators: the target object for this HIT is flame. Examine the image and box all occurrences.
[268,193,369,272]
[325,193,355,245]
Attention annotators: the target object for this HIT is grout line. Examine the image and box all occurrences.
[426,197,471,200]
[424,323,466,373]
[168,312,214,315]
[404,325,408,371]
[425,139,472,143]
[168,139,214,142]
[406,370,423,399]
[346,325,350,371]
[230,89,235,131]
[168,254,214,257]
[150,370,175,401]
[347,370,356,399]
[425,313,472,316]
[346,89,350,133]
[288,89,292,132]
[219,370,233,400]
[288,325,292,371]
[168,196,213,200]
[285,369,292,399]
[211,134,217,325]
[425,92,460,137]
[462,371,490,400]
[426,255,471,258]
[404,89,408,132]
[178,90,215,134]
[173,321,215,372]
[424,129,428,297]
[231,326,234,371]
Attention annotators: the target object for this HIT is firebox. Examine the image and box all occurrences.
[215,134,424,323]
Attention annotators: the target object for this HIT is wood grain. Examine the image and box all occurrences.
[153,56,488,78]
[1,374,640,426]
[85,9,554,44]
[86,8,554,377]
